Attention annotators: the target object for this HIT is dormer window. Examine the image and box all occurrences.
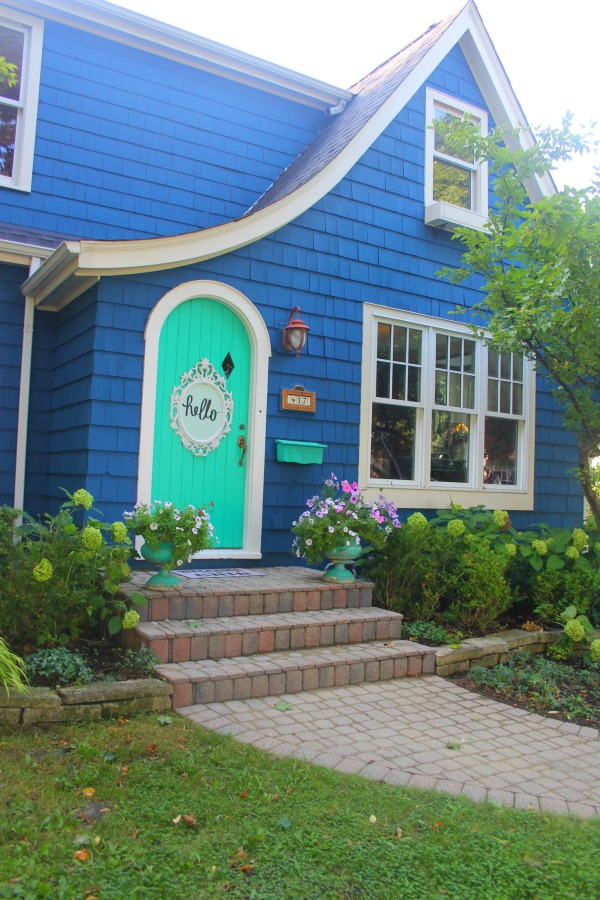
[424,89,488,231]
[0,8,43,192]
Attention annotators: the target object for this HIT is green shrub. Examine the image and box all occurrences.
[444,543,513,632]
[24,647,93,686]
[366,519,457,620]
[0,491,144,648]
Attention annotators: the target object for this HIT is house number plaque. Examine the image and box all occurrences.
[281,385,316,413]
[170,358,233,456]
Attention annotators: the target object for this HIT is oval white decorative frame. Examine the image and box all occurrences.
[170,357,233,456]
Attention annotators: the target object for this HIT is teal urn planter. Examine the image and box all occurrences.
[322,544,362,583]
[139,540,181,589]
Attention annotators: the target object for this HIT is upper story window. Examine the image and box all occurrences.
[424,88,488,232]
[0,7,43,192]
[359,305,535,511]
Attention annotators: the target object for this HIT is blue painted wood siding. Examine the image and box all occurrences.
[1,20,326,240]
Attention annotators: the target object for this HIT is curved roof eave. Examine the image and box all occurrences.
[23,1,555,310]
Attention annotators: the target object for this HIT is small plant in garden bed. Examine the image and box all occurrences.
[453,654,600,729]
[23,643,160,687]
[402,621,460,647]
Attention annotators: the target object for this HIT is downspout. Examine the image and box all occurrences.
[13,257,40,514]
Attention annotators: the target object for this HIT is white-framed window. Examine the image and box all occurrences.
[424,88,488,231]
[359,304,535,510]
[0,6,43,192]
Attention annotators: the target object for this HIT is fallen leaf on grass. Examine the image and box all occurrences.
[236,848,247,860]
[146,742,158,754]
[157,715,172,726]
[369,815,377,824]
[239,791,249,799]
[182,814,197,828]
[523,853,543,868]
[82,788,95,799]
[396,827,403,839]
[277,816,292,829]
[73,849,88,862]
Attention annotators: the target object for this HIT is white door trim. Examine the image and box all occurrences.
[138,280,271,557]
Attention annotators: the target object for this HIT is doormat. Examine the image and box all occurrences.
[174,568,266,578]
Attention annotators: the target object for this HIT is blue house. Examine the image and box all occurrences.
[0,0,582,565]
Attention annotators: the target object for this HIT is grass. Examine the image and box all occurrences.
[1,715,599,899]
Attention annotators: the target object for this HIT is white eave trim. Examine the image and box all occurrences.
[0,239,55,266]
[21,1,556,309]
[14,0,352,109]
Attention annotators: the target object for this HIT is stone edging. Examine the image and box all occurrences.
[434,629,561,676]
[0,678,173,727]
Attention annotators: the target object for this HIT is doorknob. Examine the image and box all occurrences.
[237,435,247,466]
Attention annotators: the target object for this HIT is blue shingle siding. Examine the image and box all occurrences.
[1,20,326,241]
[2,27,582,557]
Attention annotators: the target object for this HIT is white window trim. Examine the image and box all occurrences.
[424,88,488,232]
[0,6,43,192]
[359,303,535,510]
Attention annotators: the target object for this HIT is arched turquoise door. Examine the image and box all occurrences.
[151,297,250,549]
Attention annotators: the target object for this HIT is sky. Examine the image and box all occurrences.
[115,0,599,190]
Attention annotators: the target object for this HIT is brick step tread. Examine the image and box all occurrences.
[134,608,403,663]
[120,568,373,622]
[155,641,436,707]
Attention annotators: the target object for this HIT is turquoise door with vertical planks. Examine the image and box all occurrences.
[152,297,250,550]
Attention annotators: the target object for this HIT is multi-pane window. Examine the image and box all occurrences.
[425,89,488,231]
[369,314,528,492]
[0,11,43,191]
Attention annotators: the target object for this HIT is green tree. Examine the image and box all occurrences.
[441,116,600,522]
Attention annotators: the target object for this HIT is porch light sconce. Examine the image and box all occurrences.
[282,306,310,356]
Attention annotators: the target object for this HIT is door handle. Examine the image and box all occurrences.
[237,435,247,466]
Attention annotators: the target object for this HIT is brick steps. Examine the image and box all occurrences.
[156,641,437,709]
[120,567,436,713]
[130,607,403,664]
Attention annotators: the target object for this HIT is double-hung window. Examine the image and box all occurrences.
[424,88,488,231]
[0,7,43,192]
[360,305,534,510]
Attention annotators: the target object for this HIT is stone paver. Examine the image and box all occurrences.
[179,676,600,817]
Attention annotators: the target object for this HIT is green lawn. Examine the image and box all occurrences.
[1,714,598,899]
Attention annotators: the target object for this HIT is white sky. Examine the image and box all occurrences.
[116,0,599,190]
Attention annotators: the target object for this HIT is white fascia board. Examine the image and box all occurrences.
[22,1,552,306]
[14,0,352,109]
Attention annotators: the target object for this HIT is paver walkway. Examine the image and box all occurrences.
[180,676,600,818]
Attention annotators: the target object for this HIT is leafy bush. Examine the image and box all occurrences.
[366,518,457,620]
[0,491,144,648]
[533,568,600,627]
[24,646,93,686]
[444,543,513,631]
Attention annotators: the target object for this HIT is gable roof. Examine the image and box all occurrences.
[23,0,554,310]
[248,10,460,215]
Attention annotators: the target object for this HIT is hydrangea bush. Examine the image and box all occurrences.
[0,490,144,648]
[291,475,401,565]
[123,501,215,565]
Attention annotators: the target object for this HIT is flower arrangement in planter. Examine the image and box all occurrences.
[123,501,215,588]
[291,475,401,580]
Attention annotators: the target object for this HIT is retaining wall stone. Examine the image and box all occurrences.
[0,679,172,728]
[434,629,561,676]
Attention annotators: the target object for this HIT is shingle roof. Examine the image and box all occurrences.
[246,8,462,215]
[0,222,78,249]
